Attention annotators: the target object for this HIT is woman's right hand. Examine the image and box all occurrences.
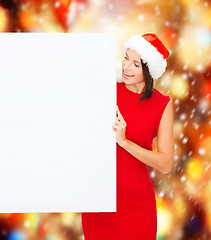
[112,106,127,148]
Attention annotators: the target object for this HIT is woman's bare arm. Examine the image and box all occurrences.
[121,100,174,174]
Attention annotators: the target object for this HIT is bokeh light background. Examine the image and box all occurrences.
[0,0,211,239]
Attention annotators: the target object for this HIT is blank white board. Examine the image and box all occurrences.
[0,33,116,213]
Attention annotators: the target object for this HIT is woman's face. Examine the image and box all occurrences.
[122,48,144,84]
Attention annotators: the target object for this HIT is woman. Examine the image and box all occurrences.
[81,33,174,240]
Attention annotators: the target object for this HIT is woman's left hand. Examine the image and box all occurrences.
[112,106,127,148]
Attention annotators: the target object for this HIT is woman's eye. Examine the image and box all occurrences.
[124,56,139,67]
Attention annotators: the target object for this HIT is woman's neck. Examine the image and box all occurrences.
[124,82,145,94]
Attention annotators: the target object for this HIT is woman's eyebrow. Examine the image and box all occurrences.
[125,52,140,64]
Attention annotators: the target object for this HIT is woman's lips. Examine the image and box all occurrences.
[123,72,134,79]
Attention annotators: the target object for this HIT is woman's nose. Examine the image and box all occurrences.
[123,61,131,71]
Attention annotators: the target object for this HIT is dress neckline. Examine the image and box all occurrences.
[122,83,144,96]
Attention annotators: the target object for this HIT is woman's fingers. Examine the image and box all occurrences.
[112,124,117,131]
[113,106,126,131]
[115,118,121,125]
[115,114,126,126]
[112,123,122,131]
[114,113,124,125]
[116,106,122,116]
[117,106,125,123]
[116,106,122,118]
[116,106,120,117]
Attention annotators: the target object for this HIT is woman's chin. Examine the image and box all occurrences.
[123,78,133,84]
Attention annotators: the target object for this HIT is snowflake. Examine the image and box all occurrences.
[182,137,188,144]
[180,175,186,182]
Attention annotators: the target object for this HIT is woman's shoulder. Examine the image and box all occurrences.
[153,88,171,101]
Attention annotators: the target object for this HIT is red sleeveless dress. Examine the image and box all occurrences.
[81,82,171,240]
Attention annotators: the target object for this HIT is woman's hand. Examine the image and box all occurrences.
[112,106,127,148]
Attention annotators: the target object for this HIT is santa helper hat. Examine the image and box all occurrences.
[121,33,170,80]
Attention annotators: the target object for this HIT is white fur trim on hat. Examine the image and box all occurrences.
[123,35,167,79]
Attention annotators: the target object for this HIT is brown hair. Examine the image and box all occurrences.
[138,59,154,102]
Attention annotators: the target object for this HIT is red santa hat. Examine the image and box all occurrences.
[123,33,170,79]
